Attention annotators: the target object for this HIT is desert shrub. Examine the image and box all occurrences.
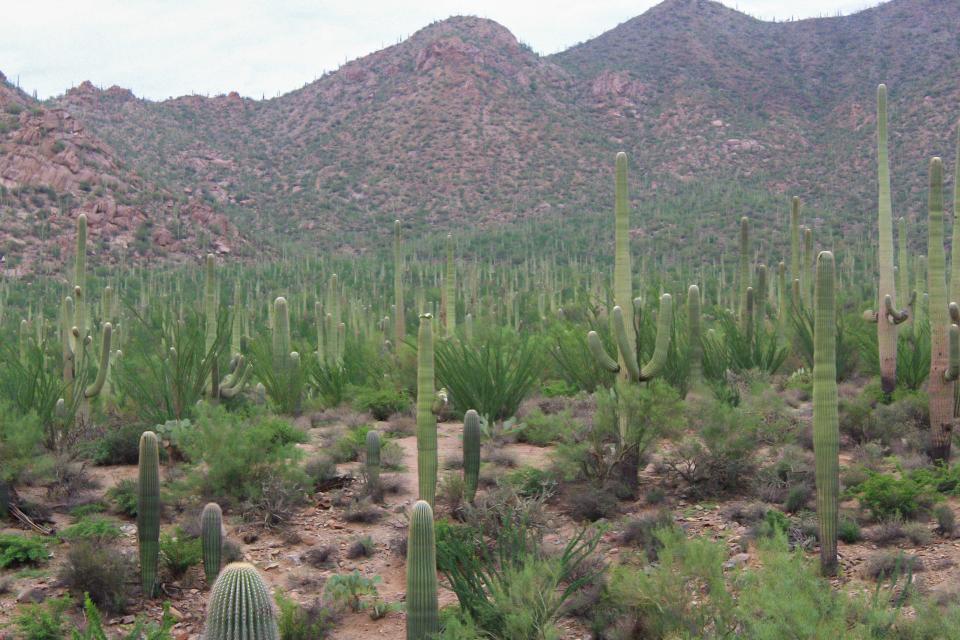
[618,511,676,561]
[304,545,338,568]
[864,551,922,581]
[244,473,309,527]
[90,421,151,465]
[838,517,862,543]
[840,388,927,448]
[903,522,932,546]
[60,515,122,542]
[739,386,802,444]
[462,485,548,540]
[934,504,956,536]
[437,518,602,640]
[660,397,756,496]
[247,331,306,415]
[435,330,539,421]
[784,484,811,513]
[346,536,375,559]
[323,571,380,612]
[69,502,106,518]
[14,595,70,640]
[60,542,131,613]
[183,405,308,504]
[852,472,933,520]
[502,466,557,499]
[343,498,383,523]
[353,387,410,420]
[160,526,202,578]
[0,406,45,486]
[330,424,373,463]
[867,517,907,545]
[276,591,337,640]
[107,479,138,518]
[0,533,47,568]
[564,484,619,522]
[379,439,405,470]
[755,445,815,503]
[514,409,578,446]
[439,472,466,514]
[72,594,176,640]
[752,509,791,540]
[548,322,615,394]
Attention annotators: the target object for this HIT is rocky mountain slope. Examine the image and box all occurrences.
[2,0,959,271]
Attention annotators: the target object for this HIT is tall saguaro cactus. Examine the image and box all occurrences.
[687,285,704,396]
[406,501,439,640]
[394,220,406,347]
[925,157,960,464]
[416,314,438,506]
[462,409,481,502]
[444,234,456,338]
[587,152,673,494]
[813,251,839,575]
[867,84,911,392]
[790,197,801,307]
[138,431,161,596]
[738,216,751,322]
[205,563,279,640]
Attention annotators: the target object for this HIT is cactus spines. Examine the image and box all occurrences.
[813,251,839,575]
[926,158,959,464]
[416,314,437,506]
[406,501,439,640]
[871,84,910,393]
[366,430,381,497]
[462,409,481,502]
[395,220,406,347]
[137,431,161,596]
[205,562,279,640]
[200,502,223,585]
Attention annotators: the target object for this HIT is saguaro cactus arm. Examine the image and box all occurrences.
[589,294,673,382]
[84,322,112,398]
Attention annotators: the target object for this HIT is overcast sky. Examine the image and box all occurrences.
[3,0,879,101]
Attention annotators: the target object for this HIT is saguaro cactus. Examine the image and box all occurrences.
[205,562,279,640]
[416,314,438,506]
[813,251,839,575]
[406,501,439,640]
[138,431,161,596]
[394,220,406,347]
[738,216,751,322]
[790,197,801,307]
[925,157,960,464]
[898,217,911,327]
[866,84,910,392]
[444,234,456,338]
[366,430,381,498]
[462,409,481,502]
[200,502,223,585]
[587,152,673,495]
[687,285,704,396]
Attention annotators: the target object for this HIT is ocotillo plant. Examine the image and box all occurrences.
[200,502,223,585]
[205,562,279,640]
[925,157,960,464]
[366,429,381,498]
[406,500,439,640]
[865,84,910,393]
[462,409,481,502]
[138,431,161,596]
[813,251,839,575]
[416,313,438,506]
[587,152,673,494]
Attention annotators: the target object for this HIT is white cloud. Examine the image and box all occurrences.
[1,0,880,100]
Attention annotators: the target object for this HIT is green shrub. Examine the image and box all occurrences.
[852,472,933,521]
[72,593,176,639]
[838,517,862,543]
[160,527,202,578]
[0,405,43,486]
[323,571,380,612]
[502,466,557,498]
[515,410,578,446]
[276,591,337,639]
[15,595,70,640]
[60,516,122,543]
[330,424,373,463]
[69,503,106,518]
[353,387,410,420]
[59,542,131,614]
[0,533,47,568]
[90,421,151,465]
[107,479,138,516]
[934,504,955,536]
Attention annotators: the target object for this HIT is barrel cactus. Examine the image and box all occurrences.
[406,501,439,640]
[201,502,223,585]
[137,431,161,596]
[462,409,481,502]
[205,562,279,640]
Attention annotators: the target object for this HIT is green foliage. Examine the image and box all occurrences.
[354,386,411,420]
[276,591,337,640]
[789,305,858,381]
[435,330,539,421]
[330,423,374,463]
[514,409,578,446]
[15,595,71,640]
[839,517,862,543]
[60,516,122,543]
[107,479,139,516]
[501,466,557,498]
[324,571,381,612]
[548,322,614,394]
[89,421,151,466]
[70,593,175,640]
[248,330,306,414]
[705,311,788,375]
[852,472,933,521]
[160,527,202,578]
[0,532,48,568]
[0,402,44,484]
[60,542,131,614]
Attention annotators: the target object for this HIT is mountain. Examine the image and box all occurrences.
[2,0,959,272]
[0,73,243,275]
